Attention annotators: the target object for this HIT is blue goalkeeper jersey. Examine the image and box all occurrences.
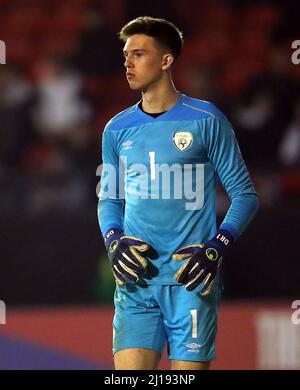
[98,93,258,285]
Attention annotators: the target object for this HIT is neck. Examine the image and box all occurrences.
[141,76,180,113]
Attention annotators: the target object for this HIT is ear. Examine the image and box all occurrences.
[161,54,174,71]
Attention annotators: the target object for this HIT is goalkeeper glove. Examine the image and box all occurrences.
[104,228,149,286]
[172,229,234,295]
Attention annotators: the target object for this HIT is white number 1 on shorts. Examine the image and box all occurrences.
[190,309,198,338]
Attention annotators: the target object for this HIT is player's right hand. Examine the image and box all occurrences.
[104,228,149,286]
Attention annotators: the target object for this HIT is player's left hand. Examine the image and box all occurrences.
[172,229,234,295]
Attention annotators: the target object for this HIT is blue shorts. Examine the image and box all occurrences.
[112,279,222,362]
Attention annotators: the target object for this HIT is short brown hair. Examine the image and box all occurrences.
[119,16,183,62]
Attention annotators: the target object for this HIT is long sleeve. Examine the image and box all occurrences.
[97,128,125,236]
[202,118,259,238]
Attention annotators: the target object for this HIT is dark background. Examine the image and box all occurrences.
[0,0,299,306]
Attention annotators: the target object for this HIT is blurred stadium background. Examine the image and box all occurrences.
[0,0,300,370]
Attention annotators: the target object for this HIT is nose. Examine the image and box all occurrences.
[124,56,132,69]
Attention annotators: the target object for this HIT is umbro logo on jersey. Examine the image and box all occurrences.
[186,342,202,352]
[122,140,134,150]
[173,131,193,151]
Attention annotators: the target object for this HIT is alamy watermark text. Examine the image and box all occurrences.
[0,300,6,324]
[0,40,6,64]
[291,40,300,65]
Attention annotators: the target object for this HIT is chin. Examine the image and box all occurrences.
[128,80,149,92]
[129,84,144,92]
[128,84,141,91]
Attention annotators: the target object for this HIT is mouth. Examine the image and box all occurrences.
[126,73,135,79]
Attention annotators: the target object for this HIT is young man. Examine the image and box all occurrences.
[98,16,258,370]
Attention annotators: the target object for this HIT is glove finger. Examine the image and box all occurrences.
[112,268,126,286]
[185,269,206,291]
[185,261,202,281]
[174,259,195,284]
[120,250,146,275]
[114,261,139,283]
[200,275,215,296]
[129,247,148,269]
[175,252,205,283]
[172,244,204,260]
[121,236,150,252]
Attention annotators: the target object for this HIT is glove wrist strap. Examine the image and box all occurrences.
[104,228,123,250]
[209,229,234,254]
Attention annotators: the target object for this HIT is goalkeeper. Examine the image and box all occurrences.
[98,17,258,370]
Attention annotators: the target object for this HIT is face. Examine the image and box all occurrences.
[123,34,172,91]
